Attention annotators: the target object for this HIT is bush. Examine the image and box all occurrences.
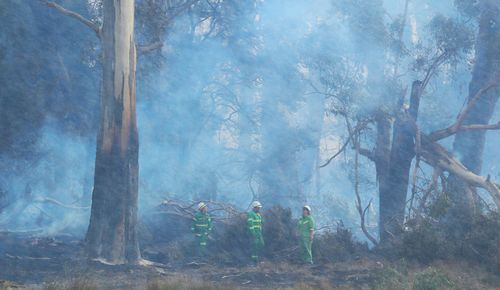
[412,267,453,290]
[43,279,96,290]
[214,206,298,264]
[285,281,333,290]
[262,206,298,261]
[371,266,408,290]
[314,223,368,263]
[397,212,500,270]
[212,213,251,265]
[462,212,500,271]
[397,219,449,263]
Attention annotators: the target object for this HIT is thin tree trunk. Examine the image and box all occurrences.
[85,0,140,264]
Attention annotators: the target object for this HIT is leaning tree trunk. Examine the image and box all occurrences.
[85,0,140,264]
[448,0,500,220]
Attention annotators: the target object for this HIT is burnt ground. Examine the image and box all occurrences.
[1,233,499,290]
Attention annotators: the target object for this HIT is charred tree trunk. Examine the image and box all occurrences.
[448,0,500,218]
[379,81,421,245]
[85,0,140,264]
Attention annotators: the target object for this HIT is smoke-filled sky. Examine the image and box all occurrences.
[0,0,498,241]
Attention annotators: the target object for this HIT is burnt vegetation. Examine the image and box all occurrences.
[1,0,499,289]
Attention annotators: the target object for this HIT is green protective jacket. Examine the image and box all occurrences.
[247,210,264,261]
[247,210,263,235]
[191,211,212,236]
[298,215,315,237]
[298,215,315,263]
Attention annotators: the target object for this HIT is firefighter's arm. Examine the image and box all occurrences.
[310,218,315,240]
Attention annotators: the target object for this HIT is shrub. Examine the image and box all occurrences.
[397,211,500,270]
[462,212,500,271]
[43,279,96,290]
[412,267,453,290]
[285,281,334,290]
[262,206,298,261]
[214,206,298,264]
[314,223,368,263]
[371,266,408,290]
[397,219,449,264]
[147,277,233,290]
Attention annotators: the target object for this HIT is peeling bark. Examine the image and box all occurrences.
[85,0,140,264]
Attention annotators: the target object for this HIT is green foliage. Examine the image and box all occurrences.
[413,267,453,290]
[429,14,474,60]
[371,266,408,290]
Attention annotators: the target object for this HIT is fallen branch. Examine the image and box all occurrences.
[419,133,500,208]
[35,197,90,210]
[429,76,500,141]
[137,41,163,55]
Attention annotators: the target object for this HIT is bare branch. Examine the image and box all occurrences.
[318,137,351,168]
[429,77,500,141]
[353,126,378,246]
[45,1,101,38]
[459,122,500,131]
[319,118,372,168]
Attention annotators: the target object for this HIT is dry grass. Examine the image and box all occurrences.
[284,281,334,290]
[147,277,233,290]
[43,278,97,290]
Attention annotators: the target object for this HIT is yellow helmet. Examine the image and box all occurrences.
[198,202,207,210]
[251,201,262,208]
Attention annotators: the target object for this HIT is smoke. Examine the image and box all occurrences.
[2,0,493,244]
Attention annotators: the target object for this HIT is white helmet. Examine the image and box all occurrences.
[198,202,207,210]
[251,201,262,208]
[303,205,311,213]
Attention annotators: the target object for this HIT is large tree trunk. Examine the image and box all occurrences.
[85,0,140,264]
[448,0,500,218]
[379,81,421,245]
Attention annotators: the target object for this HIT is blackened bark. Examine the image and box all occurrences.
[85,0,140,264]
[379,81,421,245]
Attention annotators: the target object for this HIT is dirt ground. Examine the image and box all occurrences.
[1,233,498,290]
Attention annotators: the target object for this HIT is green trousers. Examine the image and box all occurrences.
[299,236,313,264]
[251,232,264,262]
[195,233,208,256]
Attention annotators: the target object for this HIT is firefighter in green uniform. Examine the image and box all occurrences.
[247,201,264,263]
[298,205,315,264]
[191,202,212,257]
